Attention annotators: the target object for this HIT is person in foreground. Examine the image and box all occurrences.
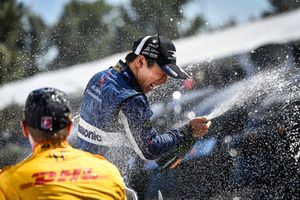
[76,33,211,197]
[0,87,126,200]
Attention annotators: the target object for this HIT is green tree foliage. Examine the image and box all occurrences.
[268,0,300,13]
[0,0,46,85]
[110,0,205,53]
[130,0,186,38]
[108,6,142,54]
[182,15,205,37]
[48,0,113,70]
[0,0,25,84]
[24,15,48,76]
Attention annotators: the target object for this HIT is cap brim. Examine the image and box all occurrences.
[160,64,189,79]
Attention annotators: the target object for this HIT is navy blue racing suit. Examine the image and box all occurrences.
[76,60,194,197]
[77,60,193,160]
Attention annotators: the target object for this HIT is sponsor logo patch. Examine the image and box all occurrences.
[78,124,102,142]
[41,116,53,130]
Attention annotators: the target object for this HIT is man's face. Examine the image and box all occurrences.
[136,58,168,94]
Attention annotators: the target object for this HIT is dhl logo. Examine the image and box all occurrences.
[20,168,108,190]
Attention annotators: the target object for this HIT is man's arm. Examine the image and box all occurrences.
[121,95,210,160]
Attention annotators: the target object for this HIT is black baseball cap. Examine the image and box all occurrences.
[132,34,189,79]
[24,87,71,133]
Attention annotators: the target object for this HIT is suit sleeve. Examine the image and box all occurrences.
[121,94,194,160]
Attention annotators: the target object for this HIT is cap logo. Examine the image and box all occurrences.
[148,43,159,48]
[41,116,53,130]
[144,46,151,51]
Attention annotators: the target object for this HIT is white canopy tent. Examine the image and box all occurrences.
[1,9,300,109]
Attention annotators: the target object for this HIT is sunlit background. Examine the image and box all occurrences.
[1,0,300,199]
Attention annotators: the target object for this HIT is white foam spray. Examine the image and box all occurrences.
[194,67,293,120]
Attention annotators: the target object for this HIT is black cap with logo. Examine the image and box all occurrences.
[24,87,71,133]
[132,34,189,79]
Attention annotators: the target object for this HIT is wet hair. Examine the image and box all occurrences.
[125,52,156,68]
[125,52,138,63]
[28,127,68,143]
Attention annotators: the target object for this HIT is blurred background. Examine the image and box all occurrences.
[0,0,300,199]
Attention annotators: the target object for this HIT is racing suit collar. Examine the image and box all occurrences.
[33,141,69,154]
[115,60,143,92]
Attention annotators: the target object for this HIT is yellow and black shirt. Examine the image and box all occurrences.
[0,142,125,200]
